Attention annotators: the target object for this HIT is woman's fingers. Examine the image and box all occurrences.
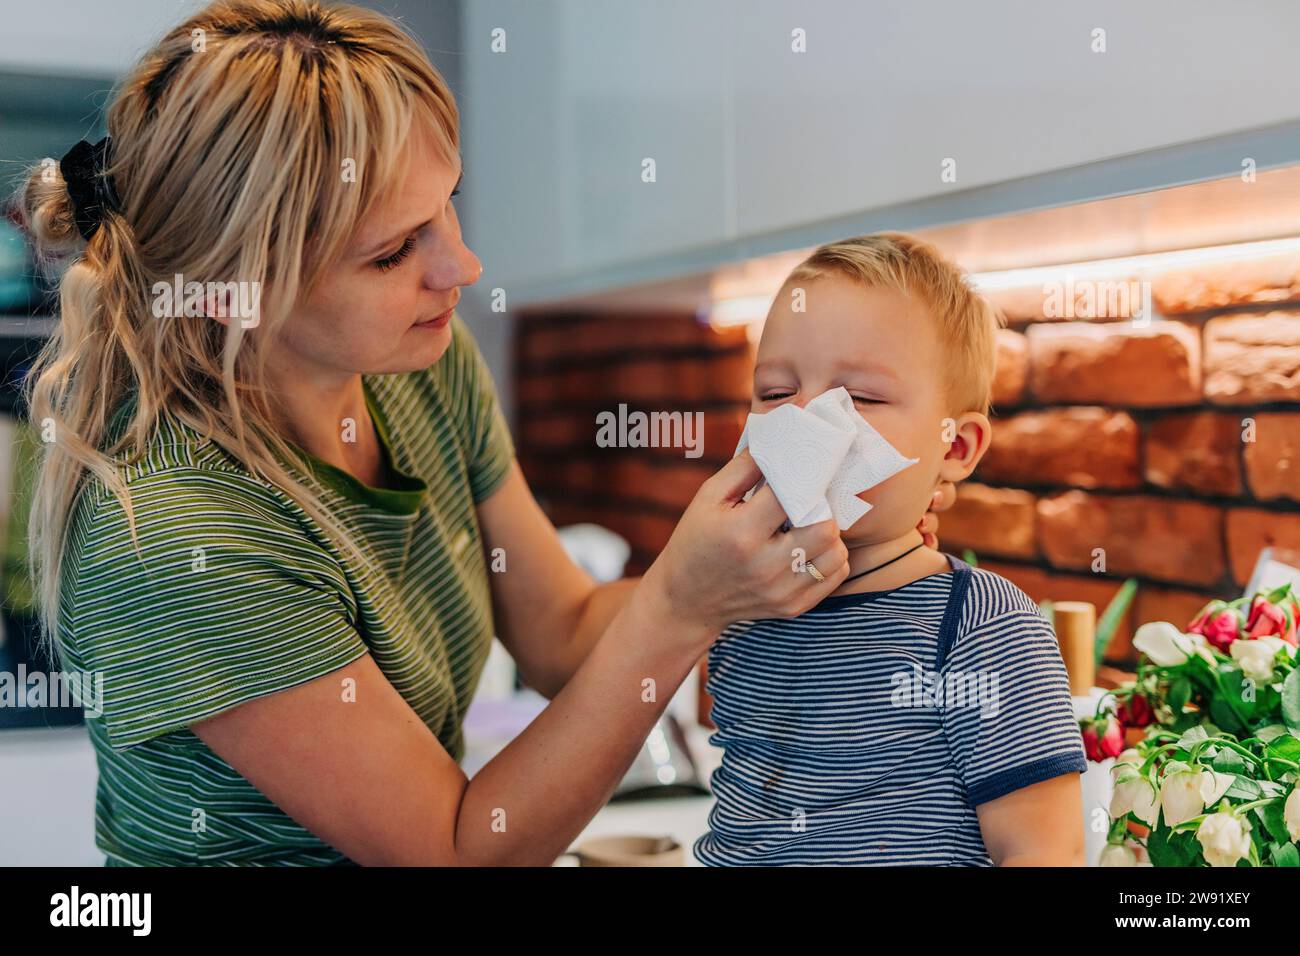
[931,479,957,513]
[707,448,764,504]
[779,536,850,616]
[784,516,840,559]
[739,480,795,537]
[915,480,956,549]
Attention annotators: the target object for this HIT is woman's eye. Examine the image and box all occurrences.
[761,392,793,402]
[374,235,416,272]
[851,395,883,405]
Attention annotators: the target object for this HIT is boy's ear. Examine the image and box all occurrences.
[937,411,992,483]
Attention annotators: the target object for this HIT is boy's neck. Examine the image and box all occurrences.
[830,530,953,598]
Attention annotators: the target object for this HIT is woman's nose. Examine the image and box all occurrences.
[425,225,482,291]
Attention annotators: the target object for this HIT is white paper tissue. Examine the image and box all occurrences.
[735,386,919,530]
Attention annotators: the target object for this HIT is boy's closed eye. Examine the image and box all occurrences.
[758,391,885,406]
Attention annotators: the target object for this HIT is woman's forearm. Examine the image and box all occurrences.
[454,578,707,865]
[527,577,642,698]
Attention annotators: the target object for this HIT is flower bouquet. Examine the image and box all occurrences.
[1081,583,1300,866]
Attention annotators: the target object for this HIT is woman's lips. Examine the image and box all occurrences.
[415,308,453,328]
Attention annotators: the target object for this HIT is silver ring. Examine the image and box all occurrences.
[804,561,825,583]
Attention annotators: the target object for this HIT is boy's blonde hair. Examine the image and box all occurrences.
[787,232,1003,416]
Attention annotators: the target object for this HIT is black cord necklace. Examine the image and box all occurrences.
[840,541,926,587]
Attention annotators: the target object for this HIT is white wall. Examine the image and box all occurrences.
[0,0,207,77]
[459,0,1300,305]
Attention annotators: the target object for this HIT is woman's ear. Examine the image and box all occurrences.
[937,411,992,483]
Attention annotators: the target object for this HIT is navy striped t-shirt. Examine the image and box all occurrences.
[694,552,1087,866]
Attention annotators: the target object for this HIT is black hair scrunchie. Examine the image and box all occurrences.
[59,136,121,242]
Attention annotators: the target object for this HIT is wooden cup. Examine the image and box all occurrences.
[1052,601,1097,695]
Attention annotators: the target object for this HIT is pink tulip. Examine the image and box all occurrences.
[1246,597,1297,646]
[1117,694,1154,729]
[1083,716,1126,762]
[1192,609,1241,651]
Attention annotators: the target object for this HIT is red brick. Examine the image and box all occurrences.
[614,350,752,404]
[1243,412,1300,503]
[1203,313,1300,404]
[992,329,1028,408]
[1143,411,1244,497]
[517,312,749,366]
[979,560,1138,661]
[1036,491,1225,587]
[1225,507,1300,586]
[934,483,1038,560]
[1152,253,1300,315]
[979,407,1140,489]
[519,412,590,451]
[641,407,747,464]
[614,458,709,513]
[1027,321,1201,406]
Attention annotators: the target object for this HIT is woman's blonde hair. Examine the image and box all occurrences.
[14,0,459,655]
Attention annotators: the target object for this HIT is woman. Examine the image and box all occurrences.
[17,0,953,866]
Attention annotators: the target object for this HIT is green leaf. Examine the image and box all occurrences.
[1271,842,1300,867]
[1224,776,1263,801]
[1095,578,1138,669]
[1211,748,1247,774]
[1259,802,1294,846]
[1265,582,1294,606]
[1218,668,1258,724]
[1282,669,1300,738]
[1148,824,1200,867]
[1210,696,1246,736]
[1266,732,1300,763]
[1169,678,1191,715]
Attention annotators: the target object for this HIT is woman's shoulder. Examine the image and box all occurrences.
[71,405,320,552]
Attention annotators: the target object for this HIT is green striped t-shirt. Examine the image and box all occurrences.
[58,315,514,866]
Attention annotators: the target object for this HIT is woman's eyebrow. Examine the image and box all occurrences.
[355,170,464,259]
[358,218,433,259]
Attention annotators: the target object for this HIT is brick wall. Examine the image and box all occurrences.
[514,252,1300,667]
[515,311,753,575]
[957,254,1300,664]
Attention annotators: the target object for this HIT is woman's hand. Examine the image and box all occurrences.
[640,449,850,651]
[917,480,957,549]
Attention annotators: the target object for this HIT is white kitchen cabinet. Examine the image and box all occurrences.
[460,0,1300,304]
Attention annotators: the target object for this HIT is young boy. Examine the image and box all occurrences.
[694,233,1087,866]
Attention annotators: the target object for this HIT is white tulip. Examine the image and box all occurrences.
[1199,769,1236,808]
[1196,811,1252,867]
[1230,637,1286,683]
[1160,765,1236,828]
[1111,777,1160,828]
[1110,749,1142,782]
[1159,767,1202,827]
[1099,843,1138,867]
[1134,622,1206,667]
[1285,787,1300,842]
